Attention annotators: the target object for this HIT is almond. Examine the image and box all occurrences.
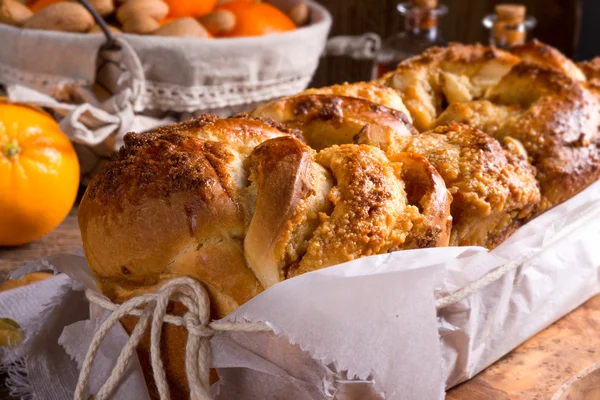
[154,17,210,38]
[117,0,169,24]
[287,2,309,27]
[122,15,160,34]
[89,0,115,17]
[199,9,235,36]
[0,0,33,27]
[23,3,94,33]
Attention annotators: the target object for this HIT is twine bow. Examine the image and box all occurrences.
[74,277,270,400]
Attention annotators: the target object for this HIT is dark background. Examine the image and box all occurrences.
[313,0,600,87]
[576,0,600,60]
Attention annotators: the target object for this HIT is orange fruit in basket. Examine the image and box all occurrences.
[216,2,296,37]
[164,0,217,18]
[29,0,65,12]
[0,99,80,246]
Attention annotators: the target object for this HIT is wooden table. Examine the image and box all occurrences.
[0,208,81,276]
[1,208,599,399]
[447,295,600,399]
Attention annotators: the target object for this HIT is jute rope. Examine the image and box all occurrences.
[76,205,597,399]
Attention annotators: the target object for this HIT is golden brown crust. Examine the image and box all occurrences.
[388,152,452,248]
[389,123,541,247]
[301,81,413,122]
[245,137,451,282]
[85,132,238,211]
[435,100,522,135]
[155,114,297,155]
[510,40,586,82]
[380,43,520,131]
[353,129,453,249]
[79,115,301,313]
[462,63,600,208]
[578,57,600,82]
[250,94,416,150]
[578,57,600,100]
[79,115,300,400]
[79,130,263,315]
[390,42,519,71]
[244,136,333,287]
[291,145,417,275]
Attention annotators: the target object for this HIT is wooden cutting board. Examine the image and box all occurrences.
[446,293,600,400]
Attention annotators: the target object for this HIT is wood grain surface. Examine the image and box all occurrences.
[446,294,600,399]
[0,208,81,277]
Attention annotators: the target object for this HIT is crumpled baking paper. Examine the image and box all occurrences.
[1,181,599,400]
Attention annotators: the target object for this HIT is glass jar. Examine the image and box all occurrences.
[373,1,448,79]
[483,4,536,49]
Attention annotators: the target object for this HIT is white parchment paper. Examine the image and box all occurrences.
[439,180,600,387]
[1,181,599,400]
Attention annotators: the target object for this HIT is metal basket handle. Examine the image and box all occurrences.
[324,33,381,60]
[77,0,120,50]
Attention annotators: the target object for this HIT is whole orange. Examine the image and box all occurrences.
[217,2,296,37]
[29,0,65,12]
[164,0,217,18]
[0,100,80,246]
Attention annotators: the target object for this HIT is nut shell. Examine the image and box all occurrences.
[23,3,94,33]
[287,2,309,26]
[89,0,115,17]
[0,0,33,27]
[154,17,211,37]
[122,15,160,34]
[199,9,235,36]
[116,0,169,24]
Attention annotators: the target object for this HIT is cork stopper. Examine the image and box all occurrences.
[410,0,438,9]
[495,4,526,23]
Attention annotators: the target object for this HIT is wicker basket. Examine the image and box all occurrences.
[1,1,331,113]
[0,0,332,181]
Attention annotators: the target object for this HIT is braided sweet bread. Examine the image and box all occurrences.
[357,123,541,247]
[80,113,451,398]
[433,61,600,209]
[80,115,452,307]
[78,115,293,316]
[254,83,541,248]
[377,43,521,131]
[79,41,600,398]
[250,83,416,150]
[578,57,600,101]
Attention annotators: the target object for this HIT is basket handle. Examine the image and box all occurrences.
[77,0,120,51]
[324,33,381,60]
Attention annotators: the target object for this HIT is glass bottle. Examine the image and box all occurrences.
[482,4,536,49]
[373,0,448,79]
